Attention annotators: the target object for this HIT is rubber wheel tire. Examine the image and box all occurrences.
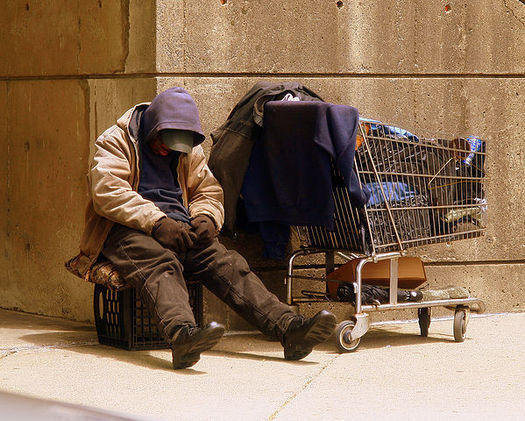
[418,307,431,337]
[454,308,467,342]
[335,320,361,353]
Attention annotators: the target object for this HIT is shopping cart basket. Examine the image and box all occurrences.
[286,121,487,352]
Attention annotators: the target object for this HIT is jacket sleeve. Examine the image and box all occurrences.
[186,145,225,232]
[88,127,166,234]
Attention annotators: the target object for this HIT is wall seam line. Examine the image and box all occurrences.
[2,73,525,82]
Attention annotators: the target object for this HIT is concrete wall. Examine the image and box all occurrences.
[156,0,525,324]
[0,0,157,321]
[1,0,524,325]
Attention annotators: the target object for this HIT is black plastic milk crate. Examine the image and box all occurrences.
[93,281,203,350]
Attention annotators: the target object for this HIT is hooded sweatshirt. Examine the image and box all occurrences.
[136,87,205,223]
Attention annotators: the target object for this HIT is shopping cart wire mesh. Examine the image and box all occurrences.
[296,121,487,255]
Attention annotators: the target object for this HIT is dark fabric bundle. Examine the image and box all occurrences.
[337,283,422,305]
[208,82,324,233]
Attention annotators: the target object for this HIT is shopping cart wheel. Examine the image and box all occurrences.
[453,306,469,342]
[418,307,431,337]
[335,320,361,353]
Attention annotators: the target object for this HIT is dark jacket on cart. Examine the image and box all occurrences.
[242,101,370,258]
[208,81,323,233]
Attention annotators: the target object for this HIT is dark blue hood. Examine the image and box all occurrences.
[140,87,205,146]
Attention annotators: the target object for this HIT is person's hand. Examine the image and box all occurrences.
[190,215,217,249]
[152,217,197,253]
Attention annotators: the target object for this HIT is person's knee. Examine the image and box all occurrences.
[149,248,184,274]
[217,247,252,278]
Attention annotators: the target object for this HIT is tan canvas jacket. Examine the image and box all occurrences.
[66,103,225,281]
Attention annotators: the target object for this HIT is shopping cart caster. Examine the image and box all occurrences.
[418,307,431,337]
[454,306,470,342]
[335,320,361,353]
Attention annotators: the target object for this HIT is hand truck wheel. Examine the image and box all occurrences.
[453,306,469,342]
[418,307,431,337]
[335,320,361,353]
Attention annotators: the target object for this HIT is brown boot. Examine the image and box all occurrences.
[171,322,225,369]
[282,310,336,361]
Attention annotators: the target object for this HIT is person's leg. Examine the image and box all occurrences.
[102,224,196,341]
[102,224,225,369]
[184,239,297,341]
[184,239,337,360]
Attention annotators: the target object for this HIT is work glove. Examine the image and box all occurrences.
[152,217,197,253]
[190,215,217,249]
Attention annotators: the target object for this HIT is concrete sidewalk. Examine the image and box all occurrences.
[1,308,524,421]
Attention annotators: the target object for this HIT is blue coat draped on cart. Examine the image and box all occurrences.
[242,101,370,259]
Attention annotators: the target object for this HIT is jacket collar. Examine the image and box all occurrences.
[116,102,151,143]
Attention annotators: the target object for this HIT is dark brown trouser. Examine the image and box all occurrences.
[102,224,295,344]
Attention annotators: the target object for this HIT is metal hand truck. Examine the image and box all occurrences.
[285,121,487,352]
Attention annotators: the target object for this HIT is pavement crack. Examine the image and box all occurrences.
[268,354,339,420]
[0,350,17,360]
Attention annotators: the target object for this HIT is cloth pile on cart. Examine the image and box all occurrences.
[210,82,370,259]
[209,81,324,235]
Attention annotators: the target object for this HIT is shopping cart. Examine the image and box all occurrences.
[285,120,487,352]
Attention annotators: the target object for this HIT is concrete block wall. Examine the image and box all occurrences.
[156,0,525,324]
[0,0,157,321]
[1,0,524,325]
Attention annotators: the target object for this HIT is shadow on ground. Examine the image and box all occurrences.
[6,308,460,373]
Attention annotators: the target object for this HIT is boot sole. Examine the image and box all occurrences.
[172,325,225,369]
[284,312,336,360]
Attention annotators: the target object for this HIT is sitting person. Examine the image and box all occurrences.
[66,87,336,369]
